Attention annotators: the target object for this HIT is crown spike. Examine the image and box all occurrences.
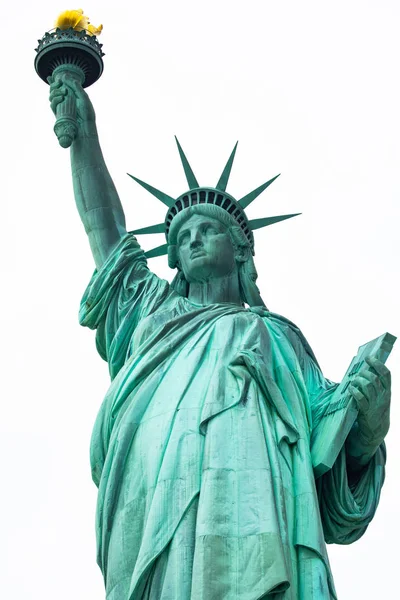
[130,223,166,235]
[128,173,175,207]
[249,213,301,231]
[175,136,199,189]
[216,141,238,192]
[239,174,280,209]
[144,243,169,258]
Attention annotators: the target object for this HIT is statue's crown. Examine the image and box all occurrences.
[128,138,300,259]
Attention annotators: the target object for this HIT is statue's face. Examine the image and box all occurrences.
[177,214,237,282]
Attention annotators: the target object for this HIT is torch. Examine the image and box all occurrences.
[35,10,104,148]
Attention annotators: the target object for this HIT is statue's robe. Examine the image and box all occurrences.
[80,235,385,600]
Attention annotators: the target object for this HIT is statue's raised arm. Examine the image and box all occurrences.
[49,73,127,268]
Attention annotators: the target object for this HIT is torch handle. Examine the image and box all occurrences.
[52,65,85,149]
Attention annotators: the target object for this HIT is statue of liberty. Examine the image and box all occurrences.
[48,73,391,600]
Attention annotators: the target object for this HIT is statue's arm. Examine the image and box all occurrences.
[70,119,127,269]
[277,316,391,472]
[49,75,127,269]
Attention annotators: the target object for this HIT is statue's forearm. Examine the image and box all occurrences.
[71,122,127,268]
[345,420,384,472]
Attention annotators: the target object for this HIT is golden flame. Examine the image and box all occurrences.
[54,9,103,36]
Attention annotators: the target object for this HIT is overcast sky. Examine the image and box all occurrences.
[2,1,399,598]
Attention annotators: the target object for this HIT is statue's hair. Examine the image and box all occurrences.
[167,204,267,308]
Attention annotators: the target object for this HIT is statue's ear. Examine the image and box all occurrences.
[235,245,250,263]
[168,243,179,270]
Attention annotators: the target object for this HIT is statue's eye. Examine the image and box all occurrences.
[203,225,218,235]
[178,232,190,246]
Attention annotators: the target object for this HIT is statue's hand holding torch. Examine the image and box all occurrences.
[35,9,104,148]
[48,72,96,144]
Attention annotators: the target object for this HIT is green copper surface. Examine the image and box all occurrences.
[130,223,165,235]
[34,27,105,88]
[127,173,175,207]
[35,27,105,148]
[248,212,302,230]
[238,173,281,208]
[144,243,168,258]
[175,136,199,189]
[216,141,238,191]
[126,146,297,259]
[42,74,393,600]
[51,65,85,148]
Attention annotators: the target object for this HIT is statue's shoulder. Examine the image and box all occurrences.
[267,311,321,370]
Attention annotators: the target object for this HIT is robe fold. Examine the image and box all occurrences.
[80,234,385,600]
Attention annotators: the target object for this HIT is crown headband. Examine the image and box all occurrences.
[128,138,300,259]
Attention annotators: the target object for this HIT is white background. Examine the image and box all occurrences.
[2,1,399,598]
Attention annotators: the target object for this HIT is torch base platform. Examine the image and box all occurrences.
[35,28,104,88]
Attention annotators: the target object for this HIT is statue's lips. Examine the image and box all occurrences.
[190,250,206,259]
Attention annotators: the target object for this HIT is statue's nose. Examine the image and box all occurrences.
[190,239,203,249]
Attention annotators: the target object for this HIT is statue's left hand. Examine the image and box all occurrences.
[349,357,391,447]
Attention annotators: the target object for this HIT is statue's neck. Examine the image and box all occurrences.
[188,271,242,306]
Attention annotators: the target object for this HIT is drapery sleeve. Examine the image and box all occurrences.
[316,442,386,544]
[271,314,386,544]
[79,233,171,379]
